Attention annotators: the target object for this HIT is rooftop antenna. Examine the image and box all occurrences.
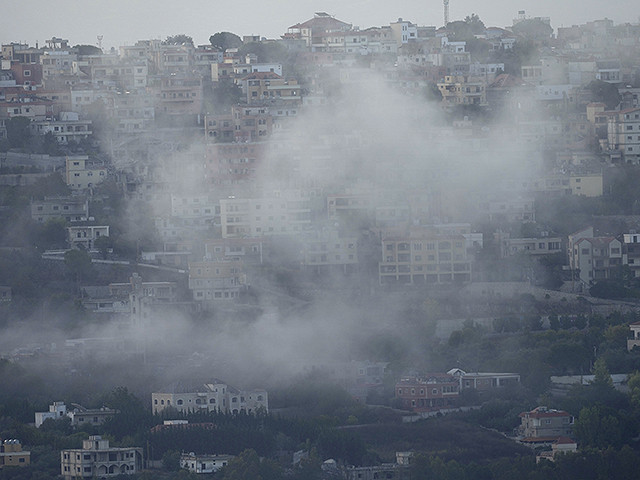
[97,35,103,51]
[444,0,450,26]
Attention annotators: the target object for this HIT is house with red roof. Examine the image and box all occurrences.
[516,406,574,439]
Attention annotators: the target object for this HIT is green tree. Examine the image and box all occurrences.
[163,34,194,45]
[238,41,287,64]
[94,235,113,259]
[73,44,103,56]
[209,32,242,51]
[64,248,93,288]
[592,357,614,389]
[5,116,32,149]
[220,449,261,480]
[512,19,554,41]
[208,79,243,114]
[587,79,621,110]
[574,405,622,449]
[549,313,560,331]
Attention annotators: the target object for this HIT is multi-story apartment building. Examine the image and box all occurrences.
[219,192,312,238]
[300,229,358,273]
[205,105,272,143]
[188,258,246,302]
[240,72,300,105]
[477,196,535,223]
[66,156,107,190]
[623,231,640,278]
[204,141,267,186]
[437,75,487,106]
[396,374,459,411]
[31,196,89,223]
[379,234,471,285]
[607,107,640,164]
[152,380,268,415]
[30,111,92,144]
[497,233,563,258]
[568,226,623,285]
[516,407,574,439]
[61,436,143,480]
[155,73,203,116]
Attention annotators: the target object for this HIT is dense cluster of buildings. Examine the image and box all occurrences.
[2,12,638,307]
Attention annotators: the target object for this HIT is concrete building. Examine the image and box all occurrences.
[65,156,107,190]
[180,453,234,474]
[219,192,312,238]
[569,227,623,285]
[606,107,640,164]
[67,225,109,250]
[447,368,521,392]
[300,229,358,274]
[35,401,68,427]
[188,259,246,302]
[497,234,563,258]
[61,436,142,480]
[152,380,268,415]
[0,440,30,468]
[379,234,471,285]
[31,196,89,223]
[516,407,574,439]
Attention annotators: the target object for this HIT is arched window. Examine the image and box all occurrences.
[209,398,216,404]
[195,398,202,405]
[154,399,158,405]
[177,399,183,405]
[257,396,263,401]
[160,400,164,405]
[232,397,238,403]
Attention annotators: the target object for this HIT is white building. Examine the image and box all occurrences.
[35,402,68,427]
[61,436,143,480]
[152,380,268,415]
[67,225,109,249]
[180,453,234,474]
[220,191,311,239]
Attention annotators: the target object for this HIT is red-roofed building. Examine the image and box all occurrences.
[516,407,574,439]
[395,374,459,411]
[283,12,353,48]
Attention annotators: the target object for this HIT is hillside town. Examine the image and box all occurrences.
[2,9,640,480]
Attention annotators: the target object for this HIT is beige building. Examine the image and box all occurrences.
[61,436,142,480]
[152,380,268,415]
[437,75,487,106]
[0,440,30,468]
[66,156,107,190]
[379,234,471,285]
[188,259,246,302]
[240,72,300,105]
